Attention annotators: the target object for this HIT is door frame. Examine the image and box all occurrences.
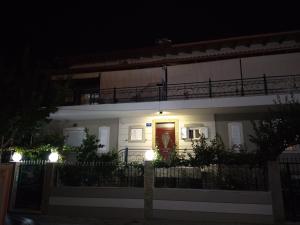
[152,119,179,150]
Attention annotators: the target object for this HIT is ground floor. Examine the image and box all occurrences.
[48,94,300,162]
[47,110,264,162]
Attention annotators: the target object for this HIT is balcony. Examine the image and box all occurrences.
[63,74,300,106]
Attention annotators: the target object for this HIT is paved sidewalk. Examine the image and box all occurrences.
[17,214,300,225]
[16,215,264,225]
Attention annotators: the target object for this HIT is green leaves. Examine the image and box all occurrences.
[76,129,119,163]
[189,134,225,167]
[249,95,300,162]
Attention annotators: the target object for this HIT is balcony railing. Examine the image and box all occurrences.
[64,74,300,105]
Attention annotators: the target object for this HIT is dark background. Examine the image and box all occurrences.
[1,2,300,60]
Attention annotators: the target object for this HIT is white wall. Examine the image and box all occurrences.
[118,114,216,160]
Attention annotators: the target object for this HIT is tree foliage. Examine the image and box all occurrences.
[76,129,119,163]
[249,95,300,162]
[0,46,65,154]
[189,134,225,167]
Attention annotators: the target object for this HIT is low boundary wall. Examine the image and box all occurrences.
[48,187,273,224]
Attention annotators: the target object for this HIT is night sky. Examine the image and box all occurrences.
[2,2,300,60]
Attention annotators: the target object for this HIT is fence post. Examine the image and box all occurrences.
[263,74,268,95]
[41,163,55,214]
[8,162,20,211]
[144,160,154,220]
[268,160,285,224]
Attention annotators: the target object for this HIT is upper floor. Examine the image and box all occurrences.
[51,31,300,106]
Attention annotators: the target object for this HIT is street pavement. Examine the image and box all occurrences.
[13,214,300,225]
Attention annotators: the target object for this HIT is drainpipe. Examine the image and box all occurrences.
[124,147,128,165]
[239,59,244,96]
[98,73,101,102]
[162,65,168,100]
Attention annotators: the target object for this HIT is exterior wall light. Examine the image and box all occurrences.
[49,152,59,162]
[145,149,155,161]
[12,152,22,162]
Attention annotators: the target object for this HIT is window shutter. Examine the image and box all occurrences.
[63,127,85,147]
[98,126,110,153]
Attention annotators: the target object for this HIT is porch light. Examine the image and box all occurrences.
[49,152,59,162]
[12,152,22,162]
[145,149,155,161]
[157,111,163,115]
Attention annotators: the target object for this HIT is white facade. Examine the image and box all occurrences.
[50,31,300,161]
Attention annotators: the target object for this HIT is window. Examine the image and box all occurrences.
[128,126,145,142]
[181,126,208,140]
[63,127,85,147]
[228,122,244,150]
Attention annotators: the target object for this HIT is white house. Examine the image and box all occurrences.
[48,31,300,161]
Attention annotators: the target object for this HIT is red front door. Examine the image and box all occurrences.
[155,122,175,160]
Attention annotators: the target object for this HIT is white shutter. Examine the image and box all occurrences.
[63,127,85,147]
[181,127,188,139]
[98,126,110,153]
[228,122,244,148]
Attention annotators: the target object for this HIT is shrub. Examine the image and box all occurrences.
[76,129,119,163]
[188,134,225,167]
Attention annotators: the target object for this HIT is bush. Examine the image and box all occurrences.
[152,146,187,167]
[188,134,225,167]
[76,129,119,163]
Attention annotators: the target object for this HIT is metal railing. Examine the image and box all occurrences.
[280,157,300,221]
[154,164,268,191]
[54,162,144,187]
[64,74,300,105]
[12,161,269,191]
[53,162,267,191]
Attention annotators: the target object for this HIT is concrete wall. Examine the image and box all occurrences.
[47,118,119,151]
[215,113,265,151]
[48,187,273,224]
[99,52,300,89]
[48,187,144,219]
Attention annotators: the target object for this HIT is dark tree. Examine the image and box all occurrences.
[250,95,300,162]
[0,46,64,161]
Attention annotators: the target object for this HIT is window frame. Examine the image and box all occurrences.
[128,126,145,143]
[181,126,209,140]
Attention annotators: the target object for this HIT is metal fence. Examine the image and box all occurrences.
[65,74,300,105]
[12,161,268,192]
[54,162,144,187]
[154,164,268,191]
[53,162,267,191]
[14,161,46,211]
[280,157,300,221]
